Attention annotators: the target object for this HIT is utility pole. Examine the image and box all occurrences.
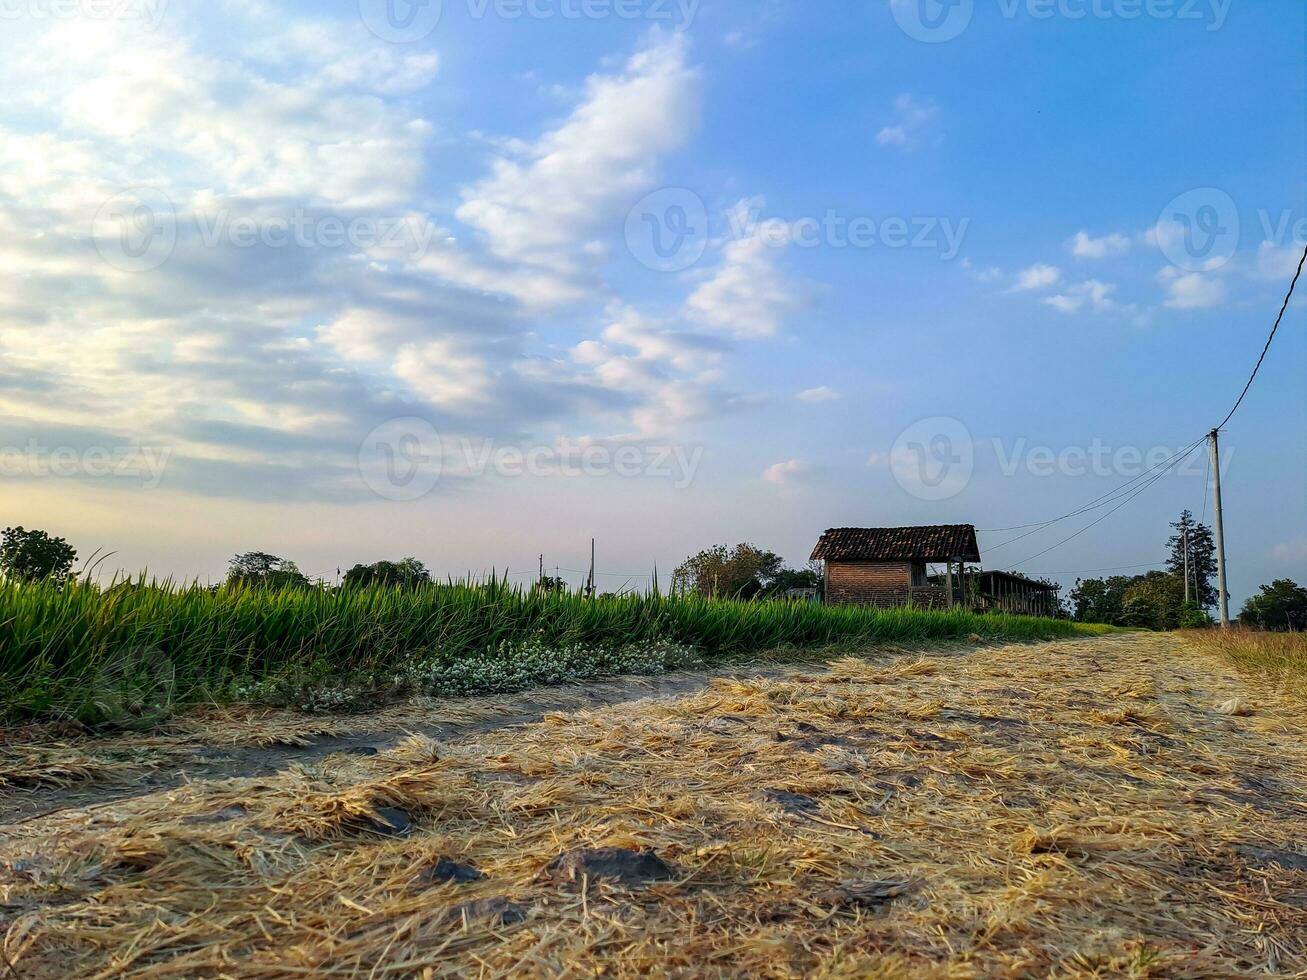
[1209,430,1230,627]
[585,538,596,599]
[1182,527,1190,606]
[538,554,544,585]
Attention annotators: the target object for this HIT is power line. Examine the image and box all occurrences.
[980,435,1207,552]
[1215,242,1307,432]
[979,247,1303,569]
[1024,561,1166,576]
[1006,441,1205,567]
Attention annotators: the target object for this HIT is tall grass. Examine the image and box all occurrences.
[1,576,1096,722]
[1180,628,1307,697]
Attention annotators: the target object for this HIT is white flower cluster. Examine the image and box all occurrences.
[233,637,701,713]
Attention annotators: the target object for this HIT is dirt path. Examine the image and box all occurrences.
[2,633,1305,977]
[0,667,795,824]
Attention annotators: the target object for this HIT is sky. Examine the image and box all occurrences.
[0,0,1303,605]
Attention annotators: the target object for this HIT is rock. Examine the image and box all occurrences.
[816,879,912,911]
[420,858,486,885]
[763,789,821,816]
[541,847,675,888]
[1216,698,1253,717]
[369,807,413,838]
[1236,846,1307,871]
[449,896,528,926]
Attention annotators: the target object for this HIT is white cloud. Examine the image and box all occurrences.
[763,459,805,484]
[876,93,939,149]
[455,33,701,307]
[1042,279,1118,315]
[797,386,840,403]
[1270,537,1307,563]
[1069,230,1130,259]
[960,258,1003,283]
[567,304,735,438]
[1255,240,1306,280]
[1010,263,1062,292]
[685,203,802,338]
[1158,267,1227,309]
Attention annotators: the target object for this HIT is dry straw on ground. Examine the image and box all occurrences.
[2,634,1305,977]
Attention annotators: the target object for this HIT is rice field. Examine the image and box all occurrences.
[0,577,1095,724]
[1,632,1303,977]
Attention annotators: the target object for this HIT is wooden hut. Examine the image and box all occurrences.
[810,525,980,609]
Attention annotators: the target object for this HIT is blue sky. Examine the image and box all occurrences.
[0,0,1302,604]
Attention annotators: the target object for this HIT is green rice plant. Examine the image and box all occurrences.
[0,575,1097,723]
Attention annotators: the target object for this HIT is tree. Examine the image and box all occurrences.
[1167,510,1217,609]
[0,526,77,583]
[342,558,432,589]
[532,575,568,595]
[673,543,785,599]
[1120,571,1186,631]
[226,552,311,590]
[1069,575,1132,624]
[1239,579,1307,632]
[762,564,823,599]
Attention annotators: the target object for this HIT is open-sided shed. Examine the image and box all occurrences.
[810,525,980,608]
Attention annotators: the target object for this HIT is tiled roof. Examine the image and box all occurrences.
[810,525,980,562]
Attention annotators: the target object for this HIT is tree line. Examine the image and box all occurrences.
[1067,510,1306,631]
[2,522,1303,630]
